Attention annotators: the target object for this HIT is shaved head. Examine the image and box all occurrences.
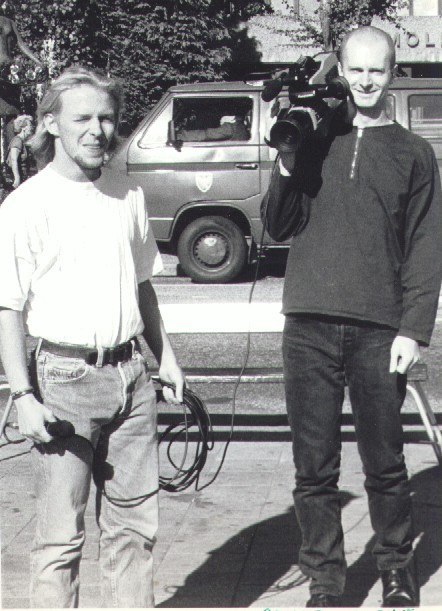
[339,26,396,69]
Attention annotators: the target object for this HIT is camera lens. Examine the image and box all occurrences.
[269,109,313,153]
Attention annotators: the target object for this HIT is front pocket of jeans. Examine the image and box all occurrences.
[42,355,91,384]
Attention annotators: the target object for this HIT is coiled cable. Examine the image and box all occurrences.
[158,381,214,492]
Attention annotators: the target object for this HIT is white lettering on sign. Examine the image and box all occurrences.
[394,31,442,49]
[407,32,420,48]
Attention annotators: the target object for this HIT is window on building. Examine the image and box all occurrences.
[410,0,441,16]
[409,94,442,138]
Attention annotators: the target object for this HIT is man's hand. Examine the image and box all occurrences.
[159,358,186,404]
[15,394,56,444]
[389,336,420,374]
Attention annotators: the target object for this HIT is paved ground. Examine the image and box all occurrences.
[1,264,441,607]
[1,431,441,608]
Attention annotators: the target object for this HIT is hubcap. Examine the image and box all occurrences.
[194,232,229,268]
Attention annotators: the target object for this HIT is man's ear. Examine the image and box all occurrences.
[391,64,397,83]
[43,113,59,137]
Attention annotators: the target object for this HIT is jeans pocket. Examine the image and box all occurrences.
[40,353,91,385]
[135,351,152,381]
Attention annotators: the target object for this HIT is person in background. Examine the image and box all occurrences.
[6,113,33,188]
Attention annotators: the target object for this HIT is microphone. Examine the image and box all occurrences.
[45,420,75,437]
[261,78,284,103]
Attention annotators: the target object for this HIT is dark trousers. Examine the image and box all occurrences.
[282,315,413,596]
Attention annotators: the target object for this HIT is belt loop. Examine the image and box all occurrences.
[34,338,43,360]
[96,346,104,368]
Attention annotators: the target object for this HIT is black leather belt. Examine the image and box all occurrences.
[40,338,138,367]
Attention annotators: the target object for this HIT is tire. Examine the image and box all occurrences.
[177,216,247,283]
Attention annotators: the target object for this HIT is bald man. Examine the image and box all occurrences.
[262,26,442,607]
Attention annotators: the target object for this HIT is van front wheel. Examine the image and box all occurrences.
[177,216,247,283]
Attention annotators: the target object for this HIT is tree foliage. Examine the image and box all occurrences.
[98,1,231,127]
[321,0,405,48]
[8,0,271,127]
[282,0,405,50]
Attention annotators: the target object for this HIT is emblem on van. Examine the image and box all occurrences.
[196,172,213,193]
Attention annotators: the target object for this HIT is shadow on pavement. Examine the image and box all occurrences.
[158,492,355,608]
[159,466,442,608]
[342,464,442,607]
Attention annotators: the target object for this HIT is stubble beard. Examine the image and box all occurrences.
[73,153,105,171]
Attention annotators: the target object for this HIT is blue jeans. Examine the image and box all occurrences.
[29,343,158,607]
[282,315,413,597]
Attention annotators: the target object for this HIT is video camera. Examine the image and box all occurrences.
[262,53,350,153]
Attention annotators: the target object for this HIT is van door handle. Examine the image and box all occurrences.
[235,163,258,170]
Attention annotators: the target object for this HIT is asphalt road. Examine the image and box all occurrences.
[153,254,442,416]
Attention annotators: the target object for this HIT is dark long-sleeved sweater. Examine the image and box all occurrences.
[261,122,442,345]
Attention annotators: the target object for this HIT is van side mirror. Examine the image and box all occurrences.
[118,120,132,138]
[167,120,182,151]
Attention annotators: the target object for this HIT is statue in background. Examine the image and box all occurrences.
[0,2,44,199]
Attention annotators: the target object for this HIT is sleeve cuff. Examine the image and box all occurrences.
[397,328,430,347]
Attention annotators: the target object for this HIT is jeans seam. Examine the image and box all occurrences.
[30,447,50,602]
[39,354,47,387]
[116,361,130,418]
[109,522,118,606]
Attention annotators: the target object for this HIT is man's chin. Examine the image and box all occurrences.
[354,97,377,108]
[352,92,383,109]
[75,156,105,170]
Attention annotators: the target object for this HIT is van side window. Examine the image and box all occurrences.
[174,97,253,143]
[409,94,442,139]
[138,100,173,148]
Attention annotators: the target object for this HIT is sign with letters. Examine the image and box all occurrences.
[373,16,442,62]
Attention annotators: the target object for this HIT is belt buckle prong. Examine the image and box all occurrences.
[96,346,105,368]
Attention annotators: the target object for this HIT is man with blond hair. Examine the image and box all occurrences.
[0,66,185,607]
[262,26,442,607]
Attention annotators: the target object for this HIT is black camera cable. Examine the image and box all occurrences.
[194,155,280,492]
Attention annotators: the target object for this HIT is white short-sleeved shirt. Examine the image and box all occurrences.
[0,163,163,347]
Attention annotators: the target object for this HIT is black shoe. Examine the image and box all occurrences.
[306,593,341,607]
[381,567,419,607]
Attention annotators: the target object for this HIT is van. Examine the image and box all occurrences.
[108,77,442,283]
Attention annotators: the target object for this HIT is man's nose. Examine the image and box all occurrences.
[88,118,104,136]
[359,72,373,88]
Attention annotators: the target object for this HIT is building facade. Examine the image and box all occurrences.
[246,0,442,76]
